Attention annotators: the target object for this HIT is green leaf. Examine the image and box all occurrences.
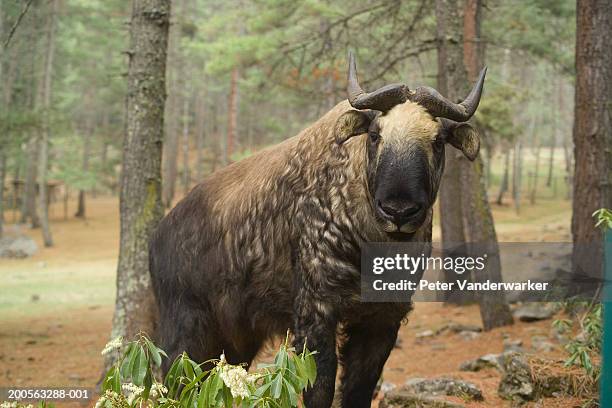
[183,355,196,380]
[142,367,153,401]
[271,374,283,399]
[165,357,184,399]
[132,346,148,386]
[304,352,317,385]
[145,337,163,367]
[254,381,272,398]
[121,343,137,379]
[283,378,298,407]
[197,377,211,408]
[222,387,233,408]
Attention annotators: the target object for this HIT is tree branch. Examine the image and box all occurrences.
[3,0,35,49]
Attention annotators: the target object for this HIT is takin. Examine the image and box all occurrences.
[149,52,486,408]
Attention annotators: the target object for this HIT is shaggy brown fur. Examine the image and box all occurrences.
[150,98,477,408]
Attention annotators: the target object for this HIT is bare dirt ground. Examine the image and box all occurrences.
[0,195,584,407]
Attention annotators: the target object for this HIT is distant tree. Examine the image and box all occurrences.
[161,0,181,207]
[461,0,513,330]
[107,0,170,367]
[436,0,513,329]
[36,0,58,247]
[571,0,611,281]
[436,0,468,304]
[226,67,239,163]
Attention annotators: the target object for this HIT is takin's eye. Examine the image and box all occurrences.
[369,131,380,144]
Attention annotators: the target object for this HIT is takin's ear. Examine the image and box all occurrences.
[334,110,376,145]
[446,122,480,161]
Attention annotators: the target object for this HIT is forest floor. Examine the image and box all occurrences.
[0,194,586,407]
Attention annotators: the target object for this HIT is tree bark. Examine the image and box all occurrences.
[436,0,469,304]
[572,0,612,283]
[161,0,181,207]
[107,0,170,368]
[36,0,58,247]
[461,0,513,330]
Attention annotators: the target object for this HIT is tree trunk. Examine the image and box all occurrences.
[530,139,541,205]
[560,82,573,200]
[435,0,469,304]
[107,0,169,370]
[75,113,94,218]
[484,146,492,187]
[572,0,612,284]
[161,0,181,207]
[36,0,58,248]
[195,90,206,181]
[512,140,523,213]
[211,99,220,172]
[461,0,513,330]
[496,148,510,205]
[0,4,7,237]
[0,153,5,238]
[546,80,557,188]
[226,67,239,164]
[181,92,190,195]
[21,139,39,226]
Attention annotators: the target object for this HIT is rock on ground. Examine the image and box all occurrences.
[0,235,38,258]
[513,303,558,322]
[460,353,503,372]
[498,352,535,403]
[403,377,483,401]
[380,390,466,408]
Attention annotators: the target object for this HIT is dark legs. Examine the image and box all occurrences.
[338,319,402,408]
[293,297,338,408]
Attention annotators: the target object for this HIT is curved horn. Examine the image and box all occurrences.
[347,51,410,112]
[409,67,487,122]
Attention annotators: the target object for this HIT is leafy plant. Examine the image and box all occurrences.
[0,402,54,408]
[593,208,612,230]
[549,209,610,382]
[98,332,316,408]
[553,303,602,380]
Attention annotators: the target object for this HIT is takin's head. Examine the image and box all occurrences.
[334,52,485,236]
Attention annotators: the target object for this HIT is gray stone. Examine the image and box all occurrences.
[403,377,483,401]
[416,329,435,338]
[503,338,524,352]
[458,330,479,341]
[438,322,482,334]
[381,381,397,394]
[0,236,38,258]
[498,352,535,402]
[531,335,555,352]
[380,390,466,408]
[513,303,557,322]
[459,354,502,372]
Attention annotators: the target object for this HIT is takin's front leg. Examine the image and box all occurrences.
[293,294,338,408]
[338,311,407,408]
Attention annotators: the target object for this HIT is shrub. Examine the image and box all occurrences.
[98,332,316,408]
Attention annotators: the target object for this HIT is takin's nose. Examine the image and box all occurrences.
[377,198,423,226]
